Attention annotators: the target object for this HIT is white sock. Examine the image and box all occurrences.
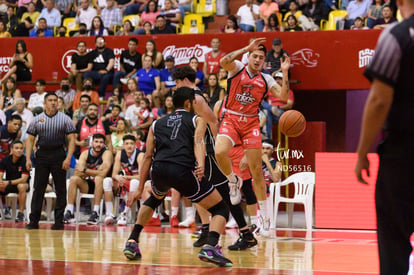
[123,206,130,214]
[185,207,194,219]
[105,202,113,216]
[171,207,179,217]
[93,205,100,213]
[250,215,257,225]
[258,201,267,217]
[226,172,237,183]
[66,204,74,213]
[152,211,158,218]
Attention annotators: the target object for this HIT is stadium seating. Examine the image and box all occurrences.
[122,14,140,28]
[321,10,347,30]
[195,0,216,17]
[63,17,79,36]
[181,13,205,34]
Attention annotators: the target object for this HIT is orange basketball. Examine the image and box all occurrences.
[279,110,306,137]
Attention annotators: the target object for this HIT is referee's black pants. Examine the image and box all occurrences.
[29,148,67,225]
[375,137,414,275]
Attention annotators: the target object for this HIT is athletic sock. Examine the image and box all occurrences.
[258,201,267,217]
[105,202,113,216]
[66,204,74,213]
[250,215,257,225]
[171,207,179,217]
[93,205,100,213]
[128,224,143,242]
[206,231,220,247]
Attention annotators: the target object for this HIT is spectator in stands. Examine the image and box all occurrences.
[69,41,92,91]
[89,16,109,36]
[20,2,39,30]
[202,74,225,109]
[72,78,100,110]
[0,21,11,37]
[157,94,174,118]
[28,79,47,113]
[160,55,176,96]
[72,94,90,125]
[0,78,22,119]
[102,104,121,132]
[75,103,112,155]
[37,0,61,28]
[12,98,32,141]
[101,0,122,34]
[133,128,145,150]
[57,26,67,36]
[221,14,242,33]
[73,23,88,36]
[203,37,226,76]
[111,117,128,153]
[265,38,289,76]
[142,39,164,69]
[160,0,181,29]
[0,115,22,160]
[372,4,396,28]
[351,16,369,29]
[283,1,302,22]
[263,13,280,31]
[367,0,384,28]
[55,0,75,19]
[151,15,175,34]
[16,0,32,18]
[189,56,205,91]
[263,71,294,138]
[29,17,54,36]
[116,37,142,86]
[1,41,32,85]
[140,0,160,26]
[105,85,126,114]
[136,54,161,105]
[64,133,113,225]
[302,0,327,29]
[142,21,152,35]
[125,91,149,131]
[134,97,152,132]
[257,0,279,32]
[116,20,134,35]
[218,67,228,90]
[55,77,76,113]
[0,140,29,222]
[124,78,139,108]
[173,0,192,23]
[83,36,115,99]
[57,96,71,116]
[122,0,147,15]
[283,14,303,31]
[5,6,19,34]
[75,0,97,30]
[237,0,260,32]
[342,0,370,29]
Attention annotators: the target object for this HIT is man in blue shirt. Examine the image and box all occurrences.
[160,55,176,96]
[29,18,54,37]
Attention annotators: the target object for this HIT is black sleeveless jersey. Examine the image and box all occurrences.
[120,148,141,175]
[153,109,197,168]
[86,147,106,170]
[194,90,215,155]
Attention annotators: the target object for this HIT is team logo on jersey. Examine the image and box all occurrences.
[39,118,45,124]
[236,85,256,105]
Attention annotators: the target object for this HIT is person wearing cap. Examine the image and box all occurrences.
[116,38,142,86]
[160,55,176,96]
[265,38,289,76]
[262,71,295,138]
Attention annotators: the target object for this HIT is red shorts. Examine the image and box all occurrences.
[229,145,251,181]
[218,113,262,149]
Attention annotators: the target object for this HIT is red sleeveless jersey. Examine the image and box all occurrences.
[205,51,226,75]
[225,68,268,116]
[79,119,106,153]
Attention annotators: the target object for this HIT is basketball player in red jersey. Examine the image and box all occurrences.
[215,38,290,237]
[203,38,227,76]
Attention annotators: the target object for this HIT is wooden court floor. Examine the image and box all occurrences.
[0,221,379,274]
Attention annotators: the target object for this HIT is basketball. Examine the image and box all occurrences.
[279,110,306,137]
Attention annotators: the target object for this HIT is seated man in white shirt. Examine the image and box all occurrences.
[12,98,33,142]
[28,79,47,114]
[75,0,97,29]
[237,0,260,32]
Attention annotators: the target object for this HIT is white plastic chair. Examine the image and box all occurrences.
[269,172,315,232]
[75,191,104,223]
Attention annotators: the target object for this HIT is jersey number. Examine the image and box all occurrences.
[167,118,182,140]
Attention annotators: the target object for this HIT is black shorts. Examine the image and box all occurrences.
[85,178,95,194]
[205,154,228,187]
[151,162,215,203]
[0,182,29,195]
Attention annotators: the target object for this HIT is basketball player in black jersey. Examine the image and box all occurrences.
[63,133,113,225]
[173,66,257,250]
[123,87,232,267]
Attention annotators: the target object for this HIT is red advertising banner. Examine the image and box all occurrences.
[0,30,380,90]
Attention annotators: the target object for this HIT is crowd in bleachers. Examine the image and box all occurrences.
[0,0,401,38]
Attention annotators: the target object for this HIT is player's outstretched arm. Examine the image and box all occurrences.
[194,116,207,180]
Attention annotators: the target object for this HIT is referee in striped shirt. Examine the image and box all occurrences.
[25,92,76,230]
[355,3,414,274]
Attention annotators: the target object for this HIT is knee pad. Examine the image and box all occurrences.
[143,193,164,210]
[208,200,229,221]
[129,179,139,192]
[103,177,113,192]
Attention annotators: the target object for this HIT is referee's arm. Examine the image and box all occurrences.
[25,134,36,171]
[63,133,76,170]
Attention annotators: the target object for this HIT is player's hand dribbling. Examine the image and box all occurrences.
[246,38,267,53]
[354,154,370,185]
[127,190,141,207]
